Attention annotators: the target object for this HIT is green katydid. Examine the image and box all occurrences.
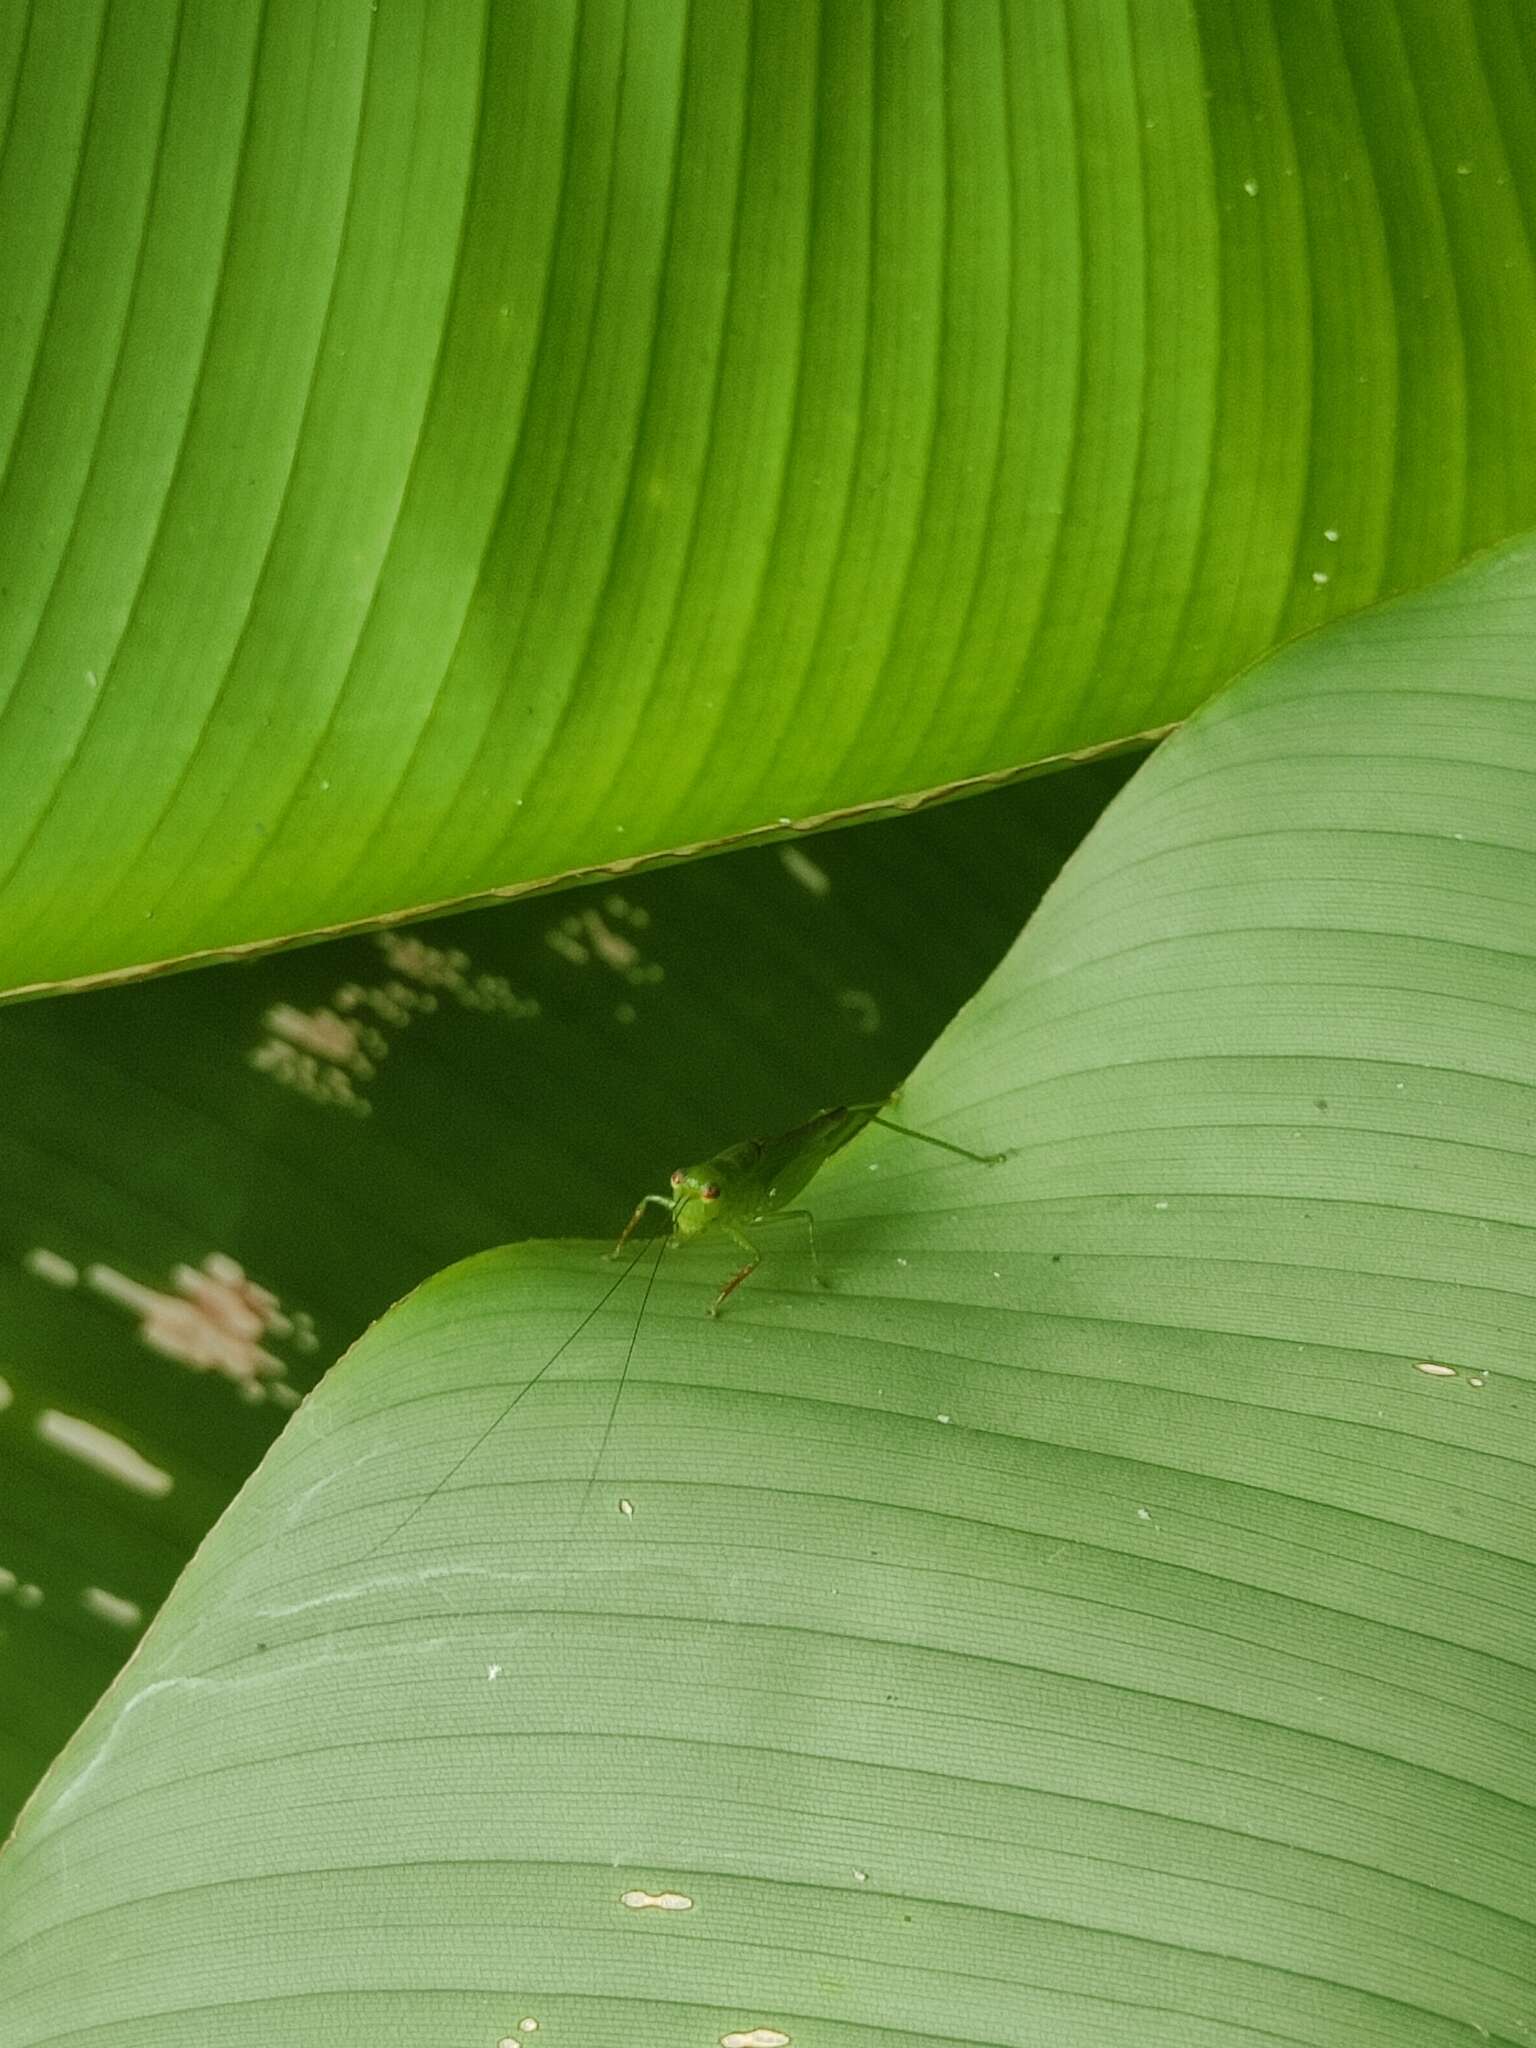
[363,1096,1005,1562]
[612,1096,1007,1315]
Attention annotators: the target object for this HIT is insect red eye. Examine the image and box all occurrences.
[702,1184,721,1201]
[670,1169,683,1187]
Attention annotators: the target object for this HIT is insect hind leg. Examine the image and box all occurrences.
[774,1207,824,1288]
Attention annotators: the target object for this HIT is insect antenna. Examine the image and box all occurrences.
[571,1231,666,1537]
[360,1237,659,1565]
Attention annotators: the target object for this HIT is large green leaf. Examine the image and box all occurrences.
[5,540,1531,2042]
[5,1,1536,997]
[0,755,1132,1838]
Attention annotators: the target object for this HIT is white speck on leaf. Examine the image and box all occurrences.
[621,1888,693,1910]
[1413,1360,1458,1378]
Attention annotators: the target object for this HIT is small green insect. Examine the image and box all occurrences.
[612,1097,1007,1315]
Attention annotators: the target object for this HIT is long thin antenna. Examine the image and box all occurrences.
[571,1232,666,1536]
[360,1238,658,1565]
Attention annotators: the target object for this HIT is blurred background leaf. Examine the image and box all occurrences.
[0,750,1136,1835]
[4,540,1532,2044]
[4,1,1536,994]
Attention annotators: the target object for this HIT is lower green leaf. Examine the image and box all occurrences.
[3,541,1533,2043]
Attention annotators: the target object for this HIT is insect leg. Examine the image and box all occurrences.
[774,1207,823,1288]
[610,1191,675,1258]
[708,1229,762,1318]
[871,1114,1008,1165]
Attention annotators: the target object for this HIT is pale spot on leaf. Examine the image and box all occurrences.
[253,936,536,1111]
[722,2031,790,2048]
[36,1412,173,1496]
[84,1255,309,1404]
[82,1586,142,1630]
[581,909,640,970]
[779,846,830,896]
[1413,1360,1458,1378]
[837,987,881,1034]
[24,1247,78,1288]
[621,1888,693,1910]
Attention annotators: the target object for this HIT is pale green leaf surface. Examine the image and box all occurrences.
[0,757,1131,1838]
[3,543,1533,2041]
[5,2,1536,994]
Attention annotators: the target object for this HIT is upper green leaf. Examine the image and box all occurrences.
[5,2,1536,994]
[5,537,1532,2044]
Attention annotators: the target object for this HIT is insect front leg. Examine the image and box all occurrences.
[708,1228,762,1317]
[610,1192,675,1259]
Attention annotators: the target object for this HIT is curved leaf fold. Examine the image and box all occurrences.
[3,539,1533,2043]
